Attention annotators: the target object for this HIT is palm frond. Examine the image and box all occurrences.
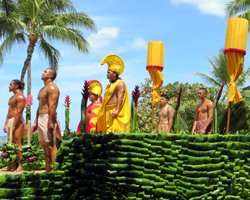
[39,37,60,69]
[48,13,96,32]
[237,66,250,87]
[238,10,250,19]
[195,72,221,87]
[0,0,15,16]
[226,0,250,17]
[43,0,75,13]
[42,26,89,53]
[0,33,25,64]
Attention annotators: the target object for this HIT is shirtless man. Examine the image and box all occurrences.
[3,79,26,171]
[157,94,175,133]
[97,54,130,133]
[32,68,60,172]
[192,88,214,134]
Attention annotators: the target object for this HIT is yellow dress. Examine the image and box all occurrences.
[97,79,130,133]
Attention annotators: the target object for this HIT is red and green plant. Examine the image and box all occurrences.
[64,95,71,134]
[130,85,140,132]
[25,94,33,123]
[80,81,89,133]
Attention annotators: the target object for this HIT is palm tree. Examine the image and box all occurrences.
[226,0,250,18]
[0,0,96,95]
[196,49,250,100]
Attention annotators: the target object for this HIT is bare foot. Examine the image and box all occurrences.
[46,166,53,173]
[15,165,23,172]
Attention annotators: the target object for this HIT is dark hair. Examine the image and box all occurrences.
[47,68,57,80]
[12,79,25,90]
[161,93,170,100]
[199,87,207,95]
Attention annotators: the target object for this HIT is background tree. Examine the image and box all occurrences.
[196,49,250,101]
[227,0,250,19]
[137,79,217,133]
[0,0,96,95]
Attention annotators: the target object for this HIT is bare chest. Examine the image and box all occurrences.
[197,103,208,113]
[8,96,17,107]
[160,105,169,118]
[38,87,48,102]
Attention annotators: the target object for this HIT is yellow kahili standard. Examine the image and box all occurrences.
[224,18,248,104]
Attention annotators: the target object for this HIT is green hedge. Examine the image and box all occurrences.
[0,133,250,199]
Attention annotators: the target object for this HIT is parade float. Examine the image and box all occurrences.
[0,18,249,199]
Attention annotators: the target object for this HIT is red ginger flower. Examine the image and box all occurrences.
[132,85,140,107]
[65,95,71,108]
[26,95,33,106]
[216,83,224,107]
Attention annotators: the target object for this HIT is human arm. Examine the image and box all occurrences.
[47,85,60,129]
[31,109,39,132]
[157,114,161,133]
[191,107,198,134]
[3,109,11,133]
[112,81,126,118]
[167,107,175,133]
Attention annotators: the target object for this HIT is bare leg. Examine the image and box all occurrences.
[51,145,57,163]
[14,124,23,172]
[41,141,53,172]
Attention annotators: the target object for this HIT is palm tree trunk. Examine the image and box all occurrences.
[20,38,37,95]
[27,63,31,96]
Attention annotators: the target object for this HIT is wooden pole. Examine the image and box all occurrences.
[226,102,231,133]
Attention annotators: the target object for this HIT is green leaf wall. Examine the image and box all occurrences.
[0,133,250,199]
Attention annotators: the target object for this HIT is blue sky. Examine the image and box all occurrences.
[0,0,249,135]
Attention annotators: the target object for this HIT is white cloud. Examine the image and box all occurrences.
[131,37,147,50]
[87,27,120,52]
[170,0,230,17]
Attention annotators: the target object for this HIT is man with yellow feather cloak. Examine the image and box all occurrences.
[97,54,130,133]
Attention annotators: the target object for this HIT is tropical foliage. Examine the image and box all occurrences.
[196,49,250,133]
[227,0,250,18]
[196,49,250,101]
[137,79,219,133]
[137,78,250,134]
[0,0,96,94]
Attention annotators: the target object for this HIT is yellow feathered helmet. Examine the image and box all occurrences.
[87,80,102,97]
[101,54,124,75]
